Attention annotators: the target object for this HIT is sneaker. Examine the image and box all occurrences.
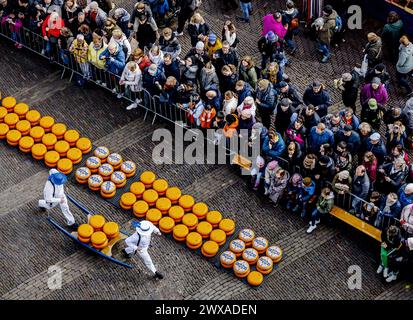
[96,80,102,85]
[135,98,142,104]
[321,55,330,63]
[306,224,317,234]
[314,219,321,225]
[122,249,133,259]
[126,103,138,110]
[386,272,398,283]
[383,267,389,278]
[154,271,164,280]
[376,265,384,274]
[101,82,107,87]
[117,93,124,99]
[112,89,118,94]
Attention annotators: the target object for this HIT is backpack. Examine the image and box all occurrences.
[333,15,343,33]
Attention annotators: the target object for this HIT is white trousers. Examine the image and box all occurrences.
[124,245,157,274]
[38,195,75,226]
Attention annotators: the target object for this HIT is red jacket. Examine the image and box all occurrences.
[42,14,65,38]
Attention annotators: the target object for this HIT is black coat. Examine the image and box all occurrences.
[303,86,332,118]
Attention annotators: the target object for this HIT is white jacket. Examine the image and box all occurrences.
[223,97,238,115]
[43,169,65,204]
[125,224,161,251]
[401,204,413,235]
[120,67,142,92]
[109,35,132,61]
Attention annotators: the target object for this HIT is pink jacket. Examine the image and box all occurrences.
[1,16,23,32]
[262,14,287,39]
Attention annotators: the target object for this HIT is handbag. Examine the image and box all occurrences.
[360,54,368,77]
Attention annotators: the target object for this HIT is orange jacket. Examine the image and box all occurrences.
[200,108,216,129]
[223,115,239,138]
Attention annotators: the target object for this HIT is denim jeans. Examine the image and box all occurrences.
[286,38,297,50]
[317,41,330,58]
[310,209,320,225]
[240,2,252,22]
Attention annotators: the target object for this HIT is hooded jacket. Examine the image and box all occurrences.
[360,83,389,106]
[200,65,220,93]
[316,191,335,214]
[396,42,413,74]
[318,10,337,45]
[365,38,383,67]
[262,133,286,160]
[43,169,66,204]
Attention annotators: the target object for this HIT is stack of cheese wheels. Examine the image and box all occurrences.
[130,181,145,199]
[159,216,175,234]
[152,179,168,196]
[75,167,91,184]
[4,113,19,129]
[133,200,149,218]
[107,153,123,170]
[14,103,29,119]
[25,110,41,126]
[0,107,7,123]
[89,215,105,231]
[155,197,171,215]
[77,224,94,243]
[39,116,55,133]
[0,123,9,139]
[196,221,213,239]
[179,195,195,213]
[173,224,189,242]
[266,245,283,263]
[252,237,269,255]
[233,260,251,278]
[67,147,82,164]
[238,229,255,247]
[229,239,246,258]
[94,146,110,163]
[76,137,92,154]
[120,192,136,210]
[168,206,185,223]
[206,211,222,228]
[186,232,203,250]
[44,150,60,167]
[140,171,156,188]
[86,156,101,173]
[219,218,235,236]
[2,96,16,111]
[51,123,67,140]
[100,181,116,198]
[88,174,103,191]
[165,187,181,204]
[91,231,108,249]
[142,189,158,207]
[192,202,208,220]
[6,129,22,147]
[121,160,136,178]
[256,256,274,275]
[146,208,162,225]
[201,240,219,258]
[220,251,237,269]
[30,126,45,143]
[54,140,70,157]
[57,158,73,174]
[31,143,47,160]
[111,171,127,188]
[210,229,227,246]
[18,136,34,153]
[99,163,114,181]
[242,248,259,265]
[103,221,120,239]
[182,213,198,231]
[13,103,28,120]
[16,120,31,136]
[247,271,264,287]
[42,133,57,150]
[64,129,80,147]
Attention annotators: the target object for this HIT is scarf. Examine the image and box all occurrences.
[383,197,397,214]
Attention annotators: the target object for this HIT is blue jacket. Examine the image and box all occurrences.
[236,82,255,104]
[302,181,316,202]
[398,184,413,208]
[308,127,334,153]
[364,138,387,164]
[99,46,126,75]
[256,85,276,112]
[336,130,361,154]
[303,87,332,118]
[262,133,286,160]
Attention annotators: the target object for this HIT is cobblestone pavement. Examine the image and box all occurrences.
[1,0,413,300]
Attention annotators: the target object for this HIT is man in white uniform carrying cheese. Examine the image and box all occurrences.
[123,220,164,280]
[38,169,77,230]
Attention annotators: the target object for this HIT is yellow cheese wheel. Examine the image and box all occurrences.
[130,182,145,197]
[165,187,182,204]
[25,110,41,125]
[121,161,136,177]
[14,103,29,118]
[67,148,82,164]
[178,195,195,211]
[206,211,222,227]
[64,129,80,146]
[142,189,159,206]
[159,216,175,233]
[266,246,283,263]
[4,113,19,128]
[54,140,70,156]
[146,208,162,225]
[156,197,172,214]
[256,256,274,275]
[121,192,137,207]
[77,224,94,238]
[152,179,168,195]
[0,122,9,138]
[247,271,264,286]
[39,116,55,132]
[31,143,47,159]
[44,150,60,165]
[57,158,73,174]
[168,205,185,222]
[100,189,116,199]
[88,174,103,191]
[91,231,107,245]
[140,171,156,187]
[201,240,219,258]
[15,119,31,135]
[75,167,91,183]
[29,126,45,142]
[0,107,7,122]
[76,137,92,154]
[101,181,116,194]
[238,229,255,246]
[242,248,259,265]
[77,235,91,244]
[107,153,123,169]
[229,239,246,257]
[133,200,149,218]
[186,231,202,247]
[7,129,21,146]
[220,251,237,268]
[192,202,208,220]
[18,136,34,152]
[51,123,67,138]
[86,156,101,172]
[93,238,109,249]
[89,215,106,231]
[93,146,110,162]
[111,171,126,188]
[233,260,250,278]
[42,133,57,149]
[210,229,227,246]
[2,96,16,111]
[98,163,114,179]
[196,221,213,238]
[252,237,269,254]
[172,224,189,241]
[219,218,235,235]
[182,213,198,230]
[103,222,120,237]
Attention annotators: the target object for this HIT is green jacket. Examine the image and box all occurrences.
[316,192,335,214]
